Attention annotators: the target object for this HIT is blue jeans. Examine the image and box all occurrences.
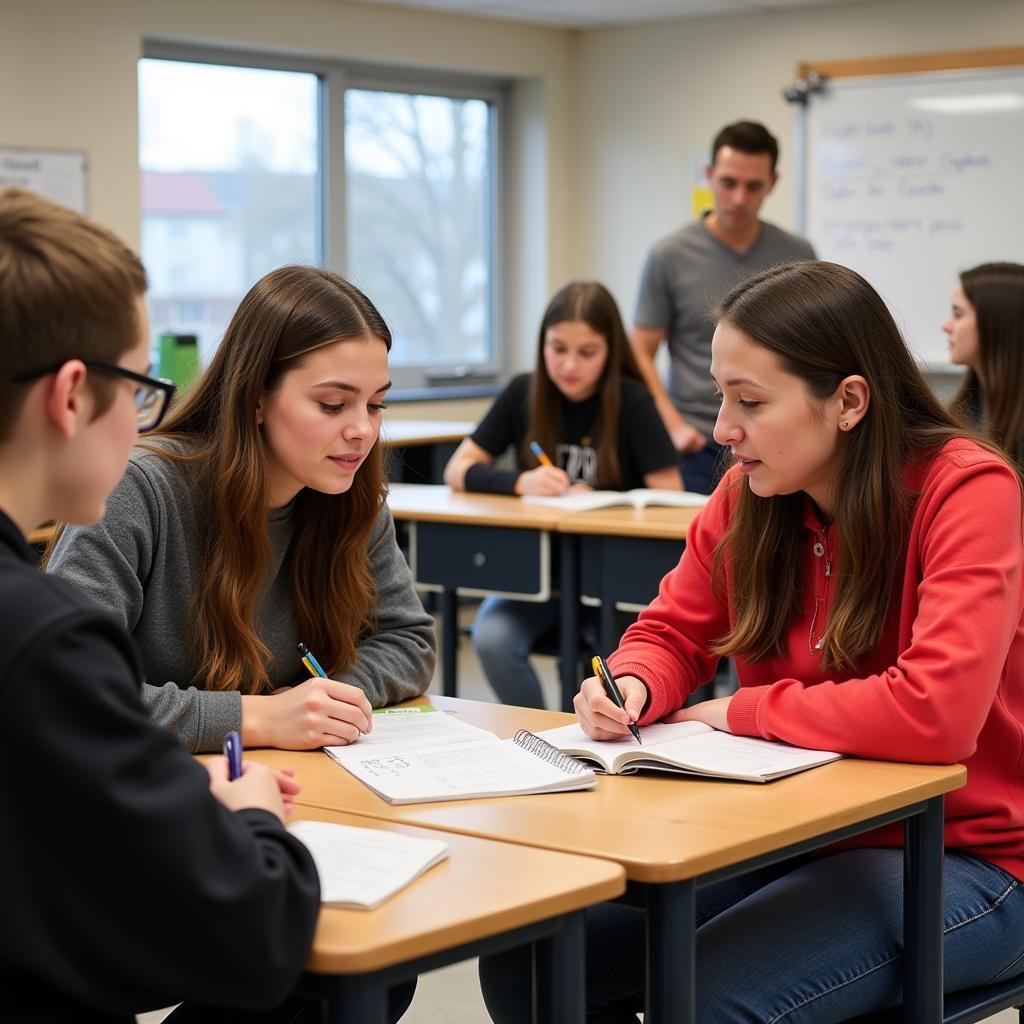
[473,597,634,709]
[478,849,1024,1023]
[680,439,727,496]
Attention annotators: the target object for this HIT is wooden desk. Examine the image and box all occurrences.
[558,504,700,669]
[289,803,623,1022]
[252,697,966,1024]
[383,419,473,485]
[387,484,570,701]
[382,420,475,448]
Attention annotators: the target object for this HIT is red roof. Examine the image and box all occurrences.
[142,171,224,214]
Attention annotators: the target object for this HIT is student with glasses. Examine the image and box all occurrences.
[13,359,177,431]
[0,187,324,1022]
[46,262,436,755]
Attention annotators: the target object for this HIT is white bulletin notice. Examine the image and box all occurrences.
[0,147,87,213]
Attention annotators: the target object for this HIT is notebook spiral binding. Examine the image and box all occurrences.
[513,729,592,776]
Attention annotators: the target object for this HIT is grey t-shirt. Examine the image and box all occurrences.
[47,443,436,753]
[634,215,816,437]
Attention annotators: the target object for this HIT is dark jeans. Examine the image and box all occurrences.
[679,439,726,496]
[479,850,1024,1023]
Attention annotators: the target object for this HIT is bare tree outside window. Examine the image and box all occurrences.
[345,90,492,368]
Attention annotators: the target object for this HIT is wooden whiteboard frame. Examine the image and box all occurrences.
[798,47,1024,82]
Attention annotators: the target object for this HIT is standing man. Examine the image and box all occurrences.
[632,120,816,493]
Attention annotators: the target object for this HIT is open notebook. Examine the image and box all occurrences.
[287,820,449,909]
[323,704,493,765]
[535,720,842,783]
[522,488,709,512]
[339,729,597,804]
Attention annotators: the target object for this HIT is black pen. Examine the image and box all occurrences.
[592,655,641,745]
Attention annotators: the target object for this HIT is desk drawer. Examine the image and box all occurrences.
[581,535,683,608]
[410,523,551,601]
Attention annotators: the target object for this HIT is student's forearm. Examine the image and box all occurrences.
[142,680,241,754]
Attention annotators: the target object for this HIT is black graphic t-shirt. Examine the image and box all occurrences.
[469,373,677,494]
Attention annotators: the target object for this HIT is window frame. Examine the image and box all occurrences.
[141,42,507,390]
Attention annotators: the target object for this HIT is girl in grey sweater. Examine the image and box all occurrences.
[49,266,435,753]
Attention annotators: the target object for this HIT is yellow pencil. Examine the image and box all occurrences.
[529,441,554,467]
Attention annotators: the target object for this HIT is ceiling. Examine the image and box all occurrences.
[353,0,874,29]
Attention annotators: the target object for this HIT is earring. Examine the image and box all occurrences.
[842,420,849,429]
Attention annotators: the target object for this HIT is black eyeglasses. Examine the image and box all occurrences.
[11,359,178,432]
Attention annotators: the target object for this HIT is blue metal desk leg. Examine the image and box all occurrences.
[320,974,389,1023]
[646,880,696,1023]
[560,535,581,711]
[903,795,945,1022]
[442,587,458,698]
[534,912,586,1023]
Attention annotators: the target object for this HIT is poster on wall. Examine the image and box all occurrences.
[0,146,88,212]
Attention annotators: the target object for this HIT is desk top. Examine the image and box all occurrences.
[557,504,700,540]
[252,697,966,884]
[288,805,624,974]
[382,420,474,447]
[386,483,567,530]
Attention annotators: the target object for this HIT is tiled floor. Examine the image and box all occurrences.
[138,606,1018,1023]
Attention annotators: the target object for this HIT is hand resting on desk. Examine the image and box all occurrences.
[241,678,373,750]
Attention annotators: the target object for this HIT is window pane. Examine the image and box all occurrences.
[345,89,492,367]
[138,58,320,364]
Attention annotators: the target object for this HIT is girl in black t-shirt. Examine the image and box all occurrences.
[444,281,680,707]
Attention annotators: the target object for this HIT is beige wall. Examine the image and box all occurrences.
[0,0,578,370]
[576,0,1024,318]
[3,0,1023,385]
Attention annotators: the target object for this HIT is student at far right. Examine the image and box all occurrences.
[480,260,1024,1022]
[945,261,1024,466]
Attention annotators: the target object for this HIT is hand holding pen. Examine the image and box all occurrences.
[515,441,572,496]
[203,730,298,822]
[573,656,647,743]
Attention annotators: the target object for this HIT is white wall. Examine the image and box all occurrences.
[575,0,1024,320]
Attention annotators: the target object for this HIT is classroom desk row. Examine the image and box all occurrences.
[252,696,966,1024]
[387,483,701,709]
[288,803,624,1022]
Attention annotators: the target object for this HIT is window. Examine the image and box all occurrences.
[138,57,321,364]
[139,49,503,386]
[345,89,494,369]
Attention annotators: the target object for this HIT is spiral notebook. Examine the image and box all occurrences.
[339,729,597,804]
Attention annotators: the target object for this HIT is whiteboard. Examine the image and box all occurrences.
[0,146,88,214]
[803,67,1024,368]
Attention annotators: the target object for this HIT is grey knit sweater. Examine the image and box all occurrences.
[47,444,436,752]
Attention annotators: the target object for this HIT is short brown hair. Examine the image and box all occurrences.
[0,187,147,441]
[711,121,779,173]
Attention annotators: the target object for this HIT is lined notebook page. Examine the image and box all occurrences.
[288,820,449,909]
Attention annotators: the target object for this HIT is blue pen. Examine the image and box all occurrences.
[297,642,328,678]
[223,730,243,781]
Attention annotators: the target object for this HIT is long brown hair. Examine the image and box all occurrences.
[713,261,1001,671]
[950,262,1024,464]
[148,265,391,693]
[525,281,644,489]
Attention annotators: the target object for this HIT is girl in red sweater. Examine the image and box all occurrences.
[482,261,1024,1023]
